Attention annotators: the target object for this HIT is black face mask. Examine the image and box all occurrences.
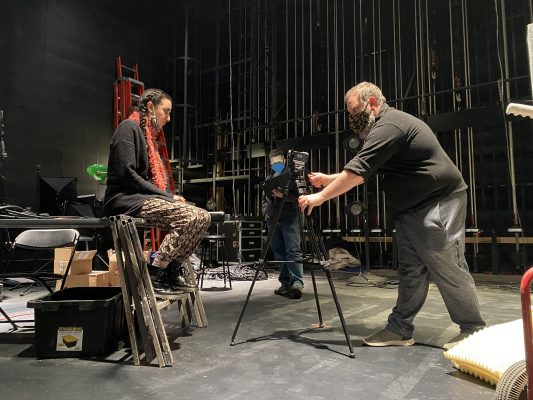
[348,107,370,134]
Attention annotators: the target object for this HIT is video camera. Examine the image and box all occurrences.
[264,149,310,200]
[286,150,310,195]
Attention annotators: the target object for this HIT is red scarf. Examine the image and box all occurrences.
[128,111,168,191]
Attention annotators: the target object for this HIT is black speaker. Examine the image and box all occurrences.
[38,176,77,216]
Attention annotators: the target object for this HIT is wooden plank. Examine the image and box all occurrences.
[117,218,159,366]
[121,218,167,367]
[109,218,140,366]
[125,217,174,366]
[340,236,533,244]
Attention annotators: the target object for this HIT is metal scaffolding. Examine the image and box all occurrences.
[168,0,533,272]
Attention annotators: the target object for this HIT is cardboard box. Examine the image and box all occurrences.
[107,249,120,278]
[107,249,149,283]
[55,271,110,290]
[109,273,121,287]
[54,248,95,276]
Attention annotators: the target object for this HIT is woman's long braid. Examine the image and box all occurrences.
[137,88,172,192]
[139,103,147,134]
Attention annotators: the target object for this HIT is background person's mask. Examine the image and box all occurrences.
[271,162,285,173]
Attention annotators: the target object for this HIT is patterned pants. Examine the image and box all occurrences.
[138,198,211,263]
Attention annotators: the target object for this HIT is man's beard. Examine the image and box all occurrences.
[358,114,375,141]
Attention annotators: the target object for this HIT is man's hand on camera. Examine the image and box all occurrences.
[272,188,283,198]
[174,195,186,202]
[308,172,329,188]
[298,193,326,215]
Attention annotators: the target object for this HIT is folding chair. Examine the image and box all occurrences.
[0,229,80,330]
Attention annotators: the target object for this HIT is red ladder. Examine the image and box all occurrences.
[113,56,145,129]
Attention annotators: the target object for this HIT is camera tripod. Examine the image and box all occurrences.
[230,177,355,358]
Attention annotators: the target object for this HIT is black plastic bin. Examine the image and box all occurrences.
[27,287,125,358]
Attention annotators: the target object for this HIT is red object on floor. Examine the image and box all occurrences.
[520,266,533,400]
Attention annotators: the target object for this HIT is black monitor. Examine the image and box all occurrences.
[38,176,77,216]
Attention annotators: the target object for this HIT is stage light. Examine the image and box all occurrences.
[341,129,362,154]
[345,201,366,216]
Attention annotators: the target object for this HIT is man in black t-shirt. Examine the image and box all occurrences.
[298,82,485,349]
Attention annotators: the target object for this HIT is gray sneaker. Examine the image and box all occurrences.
[363,328,415,347]
[443,328,483,350]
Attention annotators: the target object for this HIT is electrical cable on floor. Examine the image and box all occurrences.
[194,263,267,281]
[345,273,398,288]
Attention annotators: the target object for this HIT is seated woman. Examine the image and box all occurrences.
[104,88,210,293]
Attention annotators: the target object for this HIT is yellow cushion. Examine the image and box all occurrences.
[443,319,526,386]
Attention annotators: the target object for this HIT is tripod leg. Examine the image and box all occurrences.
[0,305,18,330]
[231,192,289,345]
[230,264,263,345]
[310,269,323,327]
[324,269,355,358]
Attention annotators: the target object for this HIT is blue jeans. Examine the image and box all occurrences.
[267,214,304,289]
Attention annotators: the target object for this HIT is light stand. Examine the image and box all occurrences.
[345,180,387,288]
[0,110,7,205]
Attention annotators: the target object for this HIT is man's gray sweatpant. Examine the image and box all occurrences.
[386,190,486,337]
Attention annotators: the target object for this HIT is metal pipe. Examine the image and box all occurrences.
[499,0,518,227]
[374,1,381,228]
[341,0,347,231]
[334,0,340,228]
[377,0,382,86]
[372,0,377,83]
[462,0,477,233]
[285,0,289,138]
[309,0,314,134]
[414,0,421,113]
[448,0,461,167]
[271,0,278,147]
[352,0,356,81]
[171,9,178,162]
[324,0,331,227]
[183,7,190,164]
[294,0,298,138]
[425,0,433,114]
[397,0,403,108]
[327,0,331,134]
[359,0,363,80]
[392,0,398,102]
[301,0,305,136]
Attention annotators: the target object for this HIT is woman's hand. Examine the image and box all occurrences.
[174,195,186,202]
[298,193,326,215]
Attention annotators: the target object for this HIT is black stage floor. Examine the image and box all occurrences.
[0,269,525,400]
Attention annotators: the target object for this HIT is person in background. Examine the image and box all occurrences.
[104,88,210,294]
[262,149,304,299]
[298,82,485,349]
